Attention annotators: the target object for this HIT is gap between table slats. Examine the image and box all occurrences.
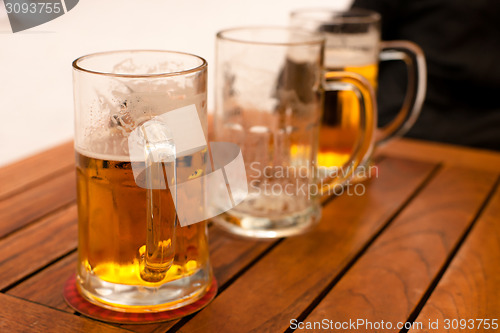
[0,141,74,201]
[0,293,133,333]
[3,156,436,333]
[407,178,500,333]
[173,157,437,333]
[300,167,498,333]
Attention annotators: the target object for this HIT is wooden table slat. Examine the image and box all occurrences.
[177,157,437,333]
[0,293,130,333]
[113,226,280,332]
[2,138,500,333]
[0,205,77,290]
[7,252,77,312]
[0,141,74,200]
[4,215,278,333]
[0,170,76,238]
[304,167,498,333]
[409,182,500,333]
[378,138,500,173]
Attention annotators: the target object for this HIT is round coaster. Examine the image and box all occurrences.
[63,274,217,324]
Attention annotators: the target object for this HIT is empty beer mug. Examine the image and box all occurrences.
[212,27,377,238]
[73,50,213,312]
[291,8,426,169]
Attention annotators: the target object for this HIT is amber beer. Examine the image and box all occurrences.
[76,148,210,308]
[318,61,378,168]
[291,9,426,172]
[73,50,213,313]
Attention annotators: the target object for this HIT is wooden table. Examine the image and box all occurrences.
[1,138,499,333]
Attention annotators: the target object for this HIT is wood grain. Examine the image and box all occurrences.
[2,138,499,333]
[409,183,500,333]
[304,167,497,333]
[209,226,277,286]
[5,220,276,333]
[7,252,77,312]
[120,226,278,332]
[0,141,74,200]
[0,204,77,290]
[176,157,437,333]
[0,293,130,333]
[0,170,76,238]
[378,138,500,173]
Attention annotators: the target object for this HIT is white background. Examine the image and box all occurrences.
[0,0,352,166]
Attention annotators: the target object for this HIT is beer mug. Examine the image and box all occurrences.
[73,50,213,312]
[212,27,377,238]
[290,8,426,170]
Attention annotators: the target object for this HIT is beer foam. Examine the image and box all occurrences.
[76,146,132,162]
[324,48,375,68]
[76,141,208,163]
[79,78,206,159]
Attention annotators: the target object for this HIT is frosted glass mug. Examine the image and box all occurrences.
[212,27,377,238]
[291,8,427,169]
[73,50,212,312]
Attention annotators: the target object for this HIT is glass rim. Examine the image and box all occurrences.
[72,49,207,78]
[290,8,381,25]
[216,26,325,46]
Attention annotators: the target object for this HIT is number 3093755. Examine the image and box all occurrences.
[5,2,62,14]
[443,319,498,330]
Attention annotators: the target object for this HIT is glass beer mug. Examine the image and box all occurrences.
[290,8,426,169]
[73,50,212,312]
[212,27,377,238]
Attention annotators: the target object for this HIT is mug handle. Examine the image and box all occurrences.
[376,40,427,145]
[139,123,177,283]
[319,71,377,195]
